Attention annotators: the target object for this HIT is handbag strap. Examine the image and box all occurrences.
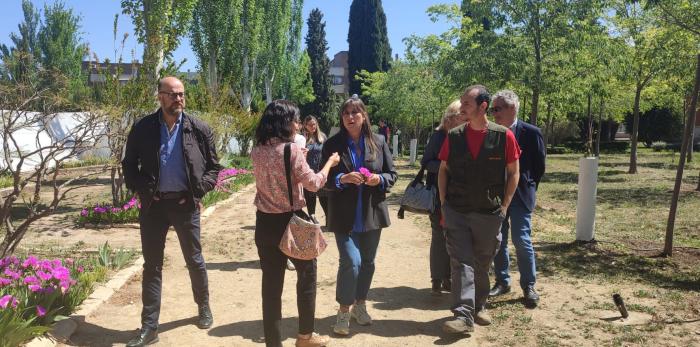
[284,143,294,212]
[412,164,427,187]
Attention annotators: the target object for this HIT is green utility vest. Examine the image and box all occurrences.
[446,122,508,214]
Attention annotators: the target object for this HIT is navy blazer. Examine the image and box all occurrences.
[511,120,546,212]
[320,132,398,234]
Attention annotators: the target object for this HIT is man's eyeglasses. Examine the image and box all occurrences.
[159,91,185,99]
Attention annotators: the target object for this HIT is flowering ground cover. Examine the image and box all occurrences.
[75,167,253,226]
[0,255,110,347]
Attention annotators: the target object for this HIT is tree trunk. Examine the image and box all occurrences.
[596,97,604,157]
[529,5,542,126]
[629,84,643,174]
[664,54,700,257]
[208,48,218,92]
[543,102,552,149]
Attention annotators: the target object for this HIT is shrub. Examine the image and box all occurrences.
[77,197,140,226]
[651,141,668,152]
[624,107,683,147]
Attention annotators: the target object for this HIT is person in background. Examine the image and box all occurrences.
[251,100,340,347]
[302,115,329,224]
[489,90,545,308]
[438,85,521,334]
[420,100,466,296]
[378,119,391,144]
[321,96,397,336]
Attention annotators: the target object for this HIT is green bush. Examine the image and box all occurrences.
[651,141,668,152]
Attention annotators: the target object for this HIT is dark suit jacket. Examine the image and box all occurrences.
[121,109,223,212]
[321,132,398,234]
[511,120,546,212]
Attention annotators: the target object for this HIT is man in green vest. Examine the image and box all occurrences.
[437,85,521,334]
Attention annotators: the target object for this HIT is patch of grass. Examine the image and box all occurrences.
[0,173,12,188]
[60,156,111,169]
[633,289,657,299]
[201,173,254,208]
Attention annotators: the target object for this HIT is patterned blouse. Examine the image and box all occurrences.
[251,138,328,214]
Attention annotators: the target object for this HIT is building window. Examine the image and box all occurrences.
[332,76,344,85]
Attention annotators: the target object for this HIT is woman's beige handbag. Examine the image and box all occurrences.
[279,143,327,260]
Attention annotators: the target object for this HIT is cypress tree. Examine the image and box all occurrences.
[348,0,392,96]
[305,8,333,127]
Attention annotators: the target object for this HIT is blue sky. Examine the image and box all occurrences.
[0,0,458,71]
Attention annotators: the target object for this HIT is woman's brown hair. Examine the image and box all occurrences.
[303,115,327,145]
[339,96,379,160]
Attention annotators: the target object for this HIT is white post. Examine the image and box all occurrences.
[392,134,399,158]
[576,156,599,241]
[409,139,418,165]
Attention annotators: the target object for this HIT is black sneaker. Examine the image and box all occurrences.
[431,280,442,296]
[489,282,511,297]
[524,286,540,308]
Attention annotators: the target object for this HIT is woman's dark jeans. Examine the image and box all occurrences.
[255,210,317,347]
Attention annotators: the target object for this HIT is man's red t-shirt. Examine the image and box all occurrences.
[438,123,521,163]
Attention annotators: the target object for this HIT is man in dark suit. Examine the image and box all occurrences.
[489,90,546,308]
[122,77,222,346]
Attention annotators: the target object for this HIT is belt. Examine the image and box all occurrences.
[156,191,188,200]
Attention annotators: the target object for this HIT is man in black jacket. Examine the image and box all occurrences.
[122,76,222,347]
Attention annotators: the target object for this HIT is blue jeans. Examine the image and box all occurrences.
[494,197,537,290]
[335,229,382,306]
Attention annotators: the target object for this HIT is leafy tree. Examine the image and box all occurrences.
[0,0,40,82]
[37,2,89,105]
[359,61,453,144]
[121,0,197,82]
[348,0,392,95]
[305,8,333,128]
[611,0,692,173]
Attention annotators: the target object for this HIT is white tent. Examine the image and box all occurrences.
[1,110,108,172]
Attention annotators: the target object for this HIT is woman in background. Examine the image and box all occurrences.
[420,100,465,296]
[302,115,328,223]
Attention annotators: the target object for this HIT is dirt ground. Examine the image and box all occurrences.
[8,159,689,347]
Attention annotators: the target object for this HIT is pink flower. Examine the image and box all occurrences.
[111,207,122,213]
[80,209,88,217]
[22,256,38,269]
[359,167,372,178]
[123,204,130,210]
[0,278,11,286]
[28,284,42,292]
[23,276,39,285]
[36,271,52,281]
[36,305,46,317]
[51,266,70,281]
[77,266,84,273]
[3,268,21,280]
[94,207,106,213]
[0,294,18,309]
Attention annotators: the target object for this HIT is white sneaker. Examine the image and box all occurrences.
[333,310,351,335]
[286,259,296,271]
[351,303,372,326]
